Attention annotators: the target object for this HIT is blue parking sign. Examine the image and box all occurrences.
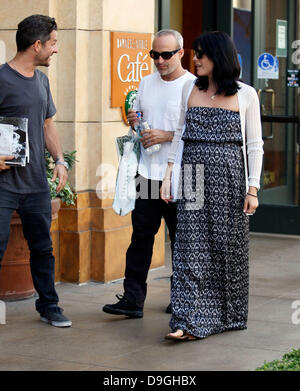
[257,53,279,79]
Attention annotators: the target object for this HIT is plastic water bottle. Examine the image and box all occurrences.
[134,111,143,139]
[135,112,161,155]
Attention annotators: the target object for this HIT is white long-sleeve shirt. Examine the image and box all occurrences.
[168,79,264,191]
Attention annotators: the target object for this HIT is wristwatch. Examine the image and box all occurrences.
[55,160,69,170]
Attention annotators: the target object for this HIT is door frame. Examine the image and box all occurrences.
[250,0,300,235]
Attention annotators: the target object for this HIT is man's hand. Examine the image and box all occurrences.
[0,156,14,171]
[51,164,68,193]
[140,129,173,149]
[127,109,138,129]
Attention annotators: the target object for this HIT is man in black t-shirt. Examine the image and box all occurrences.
[0,15,71,327]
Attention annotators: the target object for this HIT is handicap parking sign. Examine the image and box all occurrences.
[258,53,274,70]
[257,52,279,79]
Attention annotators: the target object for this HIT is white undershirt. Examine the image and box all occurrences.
[134,70,196,181]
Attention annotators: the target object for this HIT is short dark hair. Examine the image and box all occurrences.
[16,14,57,52]
[192,31,240,96]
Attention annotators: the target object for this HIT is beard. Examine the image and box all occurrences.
[155,62,177,76]
[36,54,51,67]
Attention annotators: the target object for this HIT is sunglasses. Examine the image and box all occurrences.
[149,49,180,60]
[194,49,205,59]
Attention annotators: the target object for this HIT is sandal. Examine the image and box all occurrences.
[165,329,197,341]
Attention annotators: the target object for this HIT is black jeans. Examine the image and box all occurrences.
[0,189,59,313]
[124,176,177,308]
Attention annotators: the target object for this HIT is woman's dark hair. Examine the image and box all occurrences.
[16,14,57,52]
[192,31,240,96]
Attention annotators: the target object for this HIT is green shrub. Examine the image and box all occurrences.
[255,349,300,371]
[45,150,77,206]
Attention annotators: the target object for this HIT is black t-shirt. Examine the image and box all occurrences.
[0,63,56,193]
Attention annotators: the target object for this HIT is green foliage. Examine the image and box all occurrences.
[45,150,77,206]
[255,349,300,371]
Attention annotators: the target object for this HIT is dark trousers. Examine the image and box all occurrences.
[0,189,59,313]
[124,176,177,308]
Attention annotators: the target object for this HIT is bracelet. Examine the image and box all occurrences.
[247,192,257,198]
[163,177,171,181]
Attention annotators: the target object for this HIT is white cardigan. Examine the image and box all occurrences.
[168,79,264,193]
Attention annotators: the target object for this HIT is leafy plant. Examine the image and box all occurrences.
[45,150,77,206]
[255,349,300,371]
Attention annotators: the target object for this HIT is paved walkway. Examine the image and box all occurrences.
[1,234,300,371]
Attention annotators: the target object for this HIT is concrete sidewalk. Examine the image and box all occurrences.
[1,233,300,371]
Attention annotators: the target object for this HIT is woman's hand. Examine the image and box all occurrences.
[160,178,173,204]
[243,187,259,215]
[161,162,174,204]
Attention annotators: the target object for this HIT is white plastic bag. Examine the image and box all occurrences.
[112,140,138,216]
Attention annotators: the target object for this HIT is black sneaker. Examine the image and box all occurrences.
[40,306,72,328]
[102,294,143,318]
[165,303,172,314]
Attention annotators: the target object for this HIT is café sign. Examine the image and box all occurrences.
[111,32,152,123]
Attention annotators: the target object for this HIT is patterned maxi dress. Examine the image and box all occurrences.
[170,106,249,339]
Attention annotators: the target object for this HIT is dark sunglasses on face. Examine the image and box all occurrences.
[194,49,205,59]
[149,48,180,60]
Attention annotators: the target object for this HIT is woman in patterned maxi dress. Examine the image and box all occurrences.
[161,31,263,340]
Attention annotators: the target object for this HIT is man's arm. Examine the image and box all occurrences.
[44,117,68,193]
[140,129,174,149]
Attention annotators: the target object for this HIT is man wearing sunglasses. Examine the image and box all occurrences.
[103,30,196,319]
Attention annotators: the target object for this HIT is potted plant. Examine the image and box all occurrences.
[0,151,77,301]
